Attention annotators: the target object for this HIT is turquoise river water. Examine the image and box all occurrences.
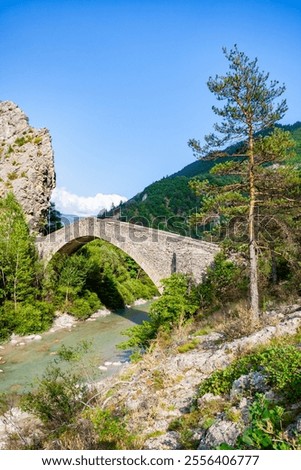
[0,302,151,394]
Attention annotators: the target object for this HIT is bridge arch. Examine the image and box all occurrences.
[36,218,219,290]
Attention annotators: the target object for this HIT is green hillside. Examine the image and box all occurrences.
[173,122,301,178]
[99,122,301,237]
[106,176,202,237]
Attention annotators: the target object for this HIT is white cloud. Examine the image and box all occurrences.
[51,187,127,217]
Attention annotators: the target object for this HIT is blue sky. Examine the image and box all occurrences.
[0,0,300,215]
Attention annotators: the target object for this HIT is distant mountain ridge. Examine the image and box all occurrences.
[99,122,301,237]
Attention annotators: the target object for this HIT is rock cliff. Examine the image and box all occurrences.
[0,101,55,232]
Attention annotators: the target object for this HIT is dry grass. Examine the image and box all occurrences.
[216,301,263,341]
[45,419,98,450]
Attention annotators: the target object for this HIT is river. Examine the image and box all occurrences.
[0,302,151,394]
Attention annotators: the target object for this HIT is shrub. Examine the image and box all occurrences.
[7,171,18,181]
[14,301,55,335]
[68,291,102,320]
[198,344,301,402]
[68,298,92,319]
[197,252,248,312]
[177,339,199,353]
[119,320,157,351]
[22,365,88,432]
[0,301,16,341]
[21,344,91,434]
[237,394,297,450]
[88,408,139,449]
[15,137,27,146]
[118,273,199,352]
[168,411,202,449]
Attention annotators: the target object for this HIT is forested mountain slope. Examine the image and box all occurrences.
[99,122,301,237]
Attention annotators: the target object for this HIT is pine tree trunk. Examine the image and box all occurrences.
[271,247,278,284]
[249,237,259,320]
[248,130,260,322]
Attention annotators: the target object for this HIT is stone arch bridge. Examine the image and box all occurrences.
[36,218,219,289]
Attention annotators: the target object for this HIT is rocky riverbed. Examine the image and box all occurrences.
[0,300,153,396]
[1,301,301,450]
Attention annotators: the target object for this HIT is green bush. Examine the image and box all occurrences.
[119,273,199,352]
[149,274,199,327]
[88,408,138,449]
[84,291,102,311]
[199,344,301,402]
[14,301,55,335]
[0,300,55,338]
[177,339,199,353]
[119,320,157,352]
[15,136,28,146]
[22,365,88,432]
[68,292,102,320]
[237,394,297,450]
[68,298,90,320]
[0,301,16,341]
[21,344,91,433]
[197,252,248,311]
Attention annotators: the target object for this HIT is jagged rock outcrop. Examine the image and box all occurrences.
[0,101,55,232]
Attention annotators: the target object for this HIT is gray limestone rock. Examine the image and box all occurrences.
[0,407,41,449]
[143,431,181,450]
[230,371,268,399]
[0,101,55,232]
[198,419,242,449]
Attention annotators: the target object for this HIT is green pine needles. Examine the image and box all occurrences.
[189,45,301,317]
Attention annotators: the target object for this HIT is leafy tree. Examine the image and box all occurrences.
[57,255,89,304]
[0,193,38,310]
[189,45,290,320]
[44,253,91,307]
[197,252,248,311]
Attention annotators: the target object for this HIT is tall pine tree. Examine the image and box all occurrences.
[189,46,290,321]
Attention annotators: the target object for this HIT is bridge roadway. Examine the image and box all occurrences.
[36,217,219,289]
